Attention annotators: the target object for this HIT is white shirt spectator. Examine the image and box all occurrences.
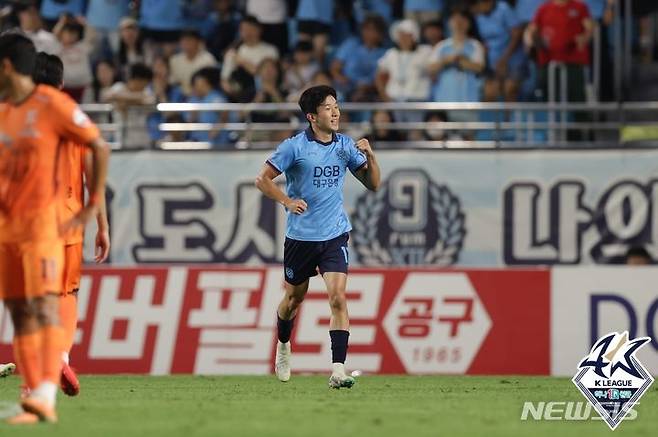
[169,50,217,95]
[246,0,287,24]
[25,29,61,55]
[378,44,432,101]
[103,82,156,148]
[221,42,279,81]
[59,41,93,88]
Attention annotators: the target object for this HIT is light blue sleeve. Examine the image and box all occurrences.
[267,139,296,173]
[502,2,521,29]
[334,38,356,63]
[346,138,367,173]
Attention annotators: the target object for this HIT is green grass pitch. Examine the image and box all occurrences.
[0,375,656,437]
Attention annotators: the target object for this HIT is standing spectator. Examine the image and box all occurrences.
[186,67,232,147]
[428,7,485,127]
[296,0,334,62]
[246,0,289,56]
[139,0,187,55]
[584,0,616,100]
[405,0,443,24]
[15,2,61,54]
[116,17,153,79]
[205,0,242,60]
[93,59,119,102]
[422,19,444,47]
[170,29,218,97]
[40,0,85,27]
[85,0,131,55]
[221,15,278,102]
[283,41,320,101]
[376,18,432,131]
[330,14,388,102]
[53,15,93,102]
[472,0,524,101]
[102,63,156,148]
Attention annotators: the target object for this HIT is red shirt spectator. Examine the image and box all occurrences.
[531,0,592,65]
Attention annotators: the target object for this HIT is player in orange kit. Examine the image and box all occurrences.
[32,51,111,397]
[0,33,110,424]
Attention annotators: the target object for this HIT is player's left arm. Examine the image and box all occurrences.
[352,138,381,192]
[83,151,110,263]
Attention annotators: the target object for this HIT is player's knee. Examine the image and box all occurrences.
[328,291,347,313]
[289,293,305,309]
[35,296,59,326]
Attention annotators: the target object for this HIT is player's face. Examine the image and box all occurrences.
[313,95,340,132]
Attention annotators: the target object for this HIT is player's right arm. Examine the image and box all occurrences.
[254,164,307,214]
[83,151,111,263]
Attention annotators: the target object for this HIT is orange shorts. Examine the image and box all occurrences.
[0,239,64,300]
[63,243,83,294]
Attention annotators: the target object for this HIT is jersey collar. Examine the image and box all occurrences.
[305,128,336,146]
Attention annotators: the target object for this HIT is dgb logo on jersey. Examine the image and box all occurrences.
[573,331,654,430]
[351,169,466,265]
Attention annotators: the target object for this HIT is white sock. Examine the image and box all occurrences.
[332,362,346,376]
[33,382,57,407]
[62,351,69,365]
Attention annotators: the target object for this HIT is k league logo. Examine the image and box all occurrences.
[351,169,466,266]
[573,331,654,430]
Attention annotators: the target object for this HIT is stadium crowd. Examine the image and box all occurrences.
[0,0,649,146]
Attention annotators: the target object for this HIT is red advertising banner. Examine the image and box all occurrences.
[0,267,550,375]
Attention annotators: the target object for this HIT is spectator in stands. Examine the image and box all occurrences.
[283,41,320,102]
[170,29,218,97]
[368,110,404,143]
[252,58,289,126]
[428,7,485,112]
[139,0,187,56]
[205,0,242,61]
[472,0,524,102]
[376,18,432,135]
[102,63,156,148]
[585,0,616,100]
[93,59,119,102]
[296,0,334,62]
[422,19,444,47]
[331,14,388,102]
[116,17,153,80]
[404,0,444,25]
[221,15,278,102]
[15,2,60,54]
[85,0,131,55]
[53,15,93,102]
[152,56,184,103]
[246,0,289,56]
[40,0,85,28]
[626,246,652,265]
[422,111,448,141]
[185,67,232,147]
[524,0,592,103]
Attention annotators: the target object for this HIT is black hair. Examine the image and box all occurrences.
[294,40,313,53]
[361,13,387,37]
[424,110,448,122]
[0,31,36,75]
[448,4,480,40]
[241,15,261,27]
[180,28,202,41]
[118,26,145,67]
[423,19,443,30]
[298,85,337,116]
[62,20,84,40]
[129,62,153,81]
[191,66,220,89]
[32,51,63,87]
[626,246,652,262]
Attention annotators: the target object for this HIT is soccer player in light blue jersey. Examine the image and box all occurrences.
[255,85,381,388]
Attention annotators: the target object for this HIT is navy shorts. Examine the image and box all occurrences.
[283,233,349,285]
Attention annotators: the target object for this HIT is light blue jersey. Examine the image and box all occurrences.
[267,129,367,241]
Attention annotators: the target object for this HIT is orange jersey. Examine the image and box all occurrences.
[0,85,99,243]
[58,140,87,245]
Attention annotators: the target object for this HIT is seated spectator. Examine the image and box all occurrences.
[524,0,592,137]
[472,0,524,102]
[152,56,185,103]
[368,110,404,143]
[376,18,432,135]
[330,14,388,102]
[93,59,119,103]
[428,7,485,111]
[15,2,61,54]
[139,0,188,56]
[53,15,93,102]
[404,0,444,25]
[85,0,131,55]
[221,15,278,102]
[296,0,334,62]
[422,19,444,47]
[252,58,289,125]
[246,0,289,56]
[40,0,85,27]
[185,67,232,147]
[423,111,448,141]
[102,63,156,148]
[283,41,320,101]
[116,17,153,80]
[205,0,242,60]
[170,29,218,97]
